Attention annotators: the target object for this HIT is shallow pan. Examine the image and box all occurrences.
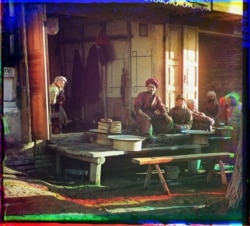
[108,135,145,151]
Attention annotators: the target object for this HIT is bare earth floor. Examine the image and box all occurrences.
[2,165,244,225]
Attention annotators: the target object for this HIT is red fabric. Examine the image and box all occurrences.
[96,26,110,46]
[134,91,166,115]
[145,78,160,88]
[134,91,168,134]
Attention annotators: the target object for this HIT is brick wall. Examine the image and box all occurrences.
[199,33,243,110]
[4,140,56,175]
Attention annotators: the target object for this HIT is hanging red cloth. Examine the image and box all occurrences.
[96,26,110,46]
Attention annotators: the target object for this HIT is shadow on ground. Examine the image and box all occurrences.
[2,166,243,224]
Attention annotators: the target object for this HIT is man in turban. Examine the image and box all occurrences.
[49,76,70,134]
[133,78,173,135]
[187,98,214,131]
[203,90,221,125]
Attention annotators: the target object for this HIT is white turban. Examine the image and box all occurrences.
[54,76,67,83]
[207,90,216,97]
[186,99,197,106]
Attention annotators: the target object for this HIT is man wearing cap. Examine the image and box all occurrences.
[169,94,193,132]
[49,76,69,134]
[133,78,173,135]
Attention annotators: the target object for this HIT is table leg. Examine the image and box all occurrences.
[89,157,105,186]
[188,147,201,173]
[206,158,216,182]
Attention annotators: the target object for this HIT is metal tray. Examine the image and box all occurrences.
[181,130,214,135]
[108,135,145,141]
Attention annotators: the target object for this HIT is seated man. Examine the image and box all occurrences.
[187,99,215,131]
[169,94,193,132]
[133,77,173,135]
[203,90,221,126]
[169,95,198,173]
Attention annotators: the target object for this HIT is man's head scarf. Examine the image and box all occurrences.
[145,78,160,88]
[225,92,241,104]
[54,76,67,84]
[225,92,241,106]
[207,90,216,97]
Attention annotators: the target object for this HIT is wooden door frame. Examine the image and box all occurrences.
[25,4,50,141]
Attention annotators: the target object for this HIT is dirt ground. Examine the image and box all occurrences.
[2,165,243,225]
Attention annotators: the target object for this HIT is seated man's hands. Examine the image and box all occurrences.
[163,113,173,124]
[138,109,151,120]
[174,124,184,132]
[57,94,65,103]
[208,118,215,125]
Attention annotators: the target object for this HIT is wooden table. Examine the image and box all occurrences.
[181,130,215,145]
[207,135,232,160]
[47,133,202,186]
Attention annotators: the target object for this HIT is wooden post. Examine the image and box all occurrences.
[102,65,107,118]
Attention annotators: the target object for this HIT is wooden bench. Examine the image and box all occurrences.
[132,152,235,194]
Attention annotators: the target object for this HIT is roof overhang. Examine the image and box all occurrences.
[45,1,242,28]
[46,2,211,24]
[163,0,211,12]
[212,1,242,15]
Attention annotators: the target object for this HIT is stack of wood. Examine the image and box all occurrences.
[97,118,112,133]
[97,119,122,134]
[110,121,122,134]
[96,118,122,145]
[96,118,112,145]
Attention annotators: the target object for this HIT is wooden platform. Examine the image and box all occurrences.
[47,133,202,186]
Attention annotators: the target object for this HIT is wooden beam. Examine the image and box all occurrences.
[61,35,128,44]
[199,29,242,38]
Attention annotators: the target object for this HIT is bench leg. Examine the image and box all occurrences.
[144,165,153,188]
[218,159,227,186]
[206,158,228,186]
[154,164,171,195]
